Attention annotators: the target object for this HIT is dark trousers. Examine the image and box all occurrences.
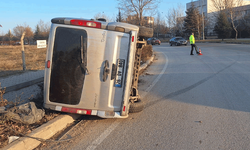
[190,44,199,54]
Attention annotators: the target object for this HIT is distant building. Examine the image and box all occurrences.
[186,0,250,36]
[235,4,250,18]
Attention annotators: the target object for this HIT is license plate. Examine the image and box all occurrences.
[114,59,125,87]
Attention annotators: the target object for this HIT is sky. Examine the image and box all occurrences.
[0,0,191,35]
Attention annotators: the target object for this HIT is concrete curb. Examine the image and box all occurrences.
[3,52,155,150]
[5,77,43,93]
[140,53,155,72]
[3,114,80,150]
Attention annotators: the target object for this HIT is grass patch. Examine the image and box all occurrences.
[196,39,250,44]
[0,45,47,71]
[159,38,250,44]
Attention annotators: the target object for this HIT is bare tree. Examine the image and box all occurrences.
[155,12,161,37]
[13,24,34,44]
[195,9,203,39]
[117,0,159,26]
[116,8,126,22]
[166,4,185,37]
[160,21,169,37]
[24,26,34,44]
[166,10,172,28]
[153,12,169,38]
[7,29,13,45]
[13,25,25,37]
[34,20,50,40]
[211,0,244,39]
[37,20,50,35]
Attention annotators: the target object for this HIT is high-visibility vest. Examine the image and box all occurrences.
[189,35,195,44]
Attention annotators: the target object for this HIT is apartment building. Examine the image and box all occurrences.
[186,0,250,36]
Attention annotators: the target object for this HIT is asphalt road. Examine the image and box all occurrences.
[39,43,250,150]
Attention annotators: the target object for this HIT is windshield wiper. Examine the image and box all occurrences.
[81,36,90,74]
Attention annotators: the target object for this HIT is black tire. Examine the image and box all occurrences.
[170,43,172,46]
[129,99,144,113]
[175,43,178,46]
[138,26,153,38]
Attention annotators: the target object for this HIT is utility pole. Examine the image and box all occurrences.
[201,0,205,40]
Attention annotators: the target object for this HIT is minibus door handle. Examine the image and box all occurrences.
[103,60,110,82]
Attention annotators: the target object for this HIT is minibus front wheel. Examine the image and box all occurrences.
[129,99,144,113]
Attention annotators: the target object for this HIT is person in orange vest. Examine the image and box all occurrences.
[189,32,199,55]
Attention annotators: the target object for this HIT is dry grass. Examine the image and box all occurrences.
[0,45,47,71]
[160,38,250,44]
[196,39,250,44]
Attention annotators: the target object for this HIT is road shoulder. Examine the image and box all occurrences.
[4,52,155,150]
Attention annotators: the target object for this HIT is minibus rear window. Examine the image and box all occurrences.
[49,27,87,105]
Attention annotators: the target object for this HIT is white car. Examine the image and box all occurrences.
[43,18,152,118]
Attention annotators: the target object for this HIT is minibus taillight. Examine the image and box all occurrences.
[61,107,92,115]
[132,36,134,42]
[70,19,101,28]
[47,60,50,68]
[123,106,126,111]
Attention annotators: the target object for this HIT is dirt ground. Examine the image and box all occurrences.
[0,83,60,149]
[0,44,153,149]
[0,45,53,148]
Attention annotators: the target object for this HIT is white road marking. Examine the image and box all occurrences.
[85,52,168,150]
[86,120,120,150]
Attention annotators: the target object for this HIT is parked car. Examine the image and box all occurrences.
[13,42,21,45]
[43,17,153,119]
[147,37,161,45]
[169,37,187,46]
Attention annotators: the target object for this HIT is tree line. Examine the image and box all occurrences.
[212,0,250,40]
[184,0,250,40]
[114,0,250,40]
[2,0,250,45]
[0,20,50,45]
